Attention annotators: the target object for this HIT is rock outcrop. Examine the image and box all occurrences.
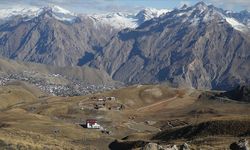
[141,143,178,150]
[230,139,250,150]
[180,143,190,150]
[141,143,164,150]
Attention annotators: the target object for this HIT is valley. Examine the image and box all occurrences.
[0,1,249,150]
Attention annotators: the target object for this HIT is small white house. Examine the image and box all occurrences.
[86,119,101,129]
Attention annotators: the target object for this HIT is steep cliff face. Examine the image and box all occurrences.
[91,3,250,89]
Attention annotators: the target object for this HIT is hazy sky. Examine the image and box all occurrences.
[0,0,249,13]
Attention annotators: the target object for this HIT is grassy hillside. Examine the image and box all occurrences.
[0,84,249,149]
[0,81,44,110]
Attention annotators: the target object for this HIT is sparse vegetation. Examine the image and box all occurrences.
[0,84,249,149]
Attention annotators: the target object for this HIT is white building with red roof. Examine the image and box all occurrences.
[86,119,101,129]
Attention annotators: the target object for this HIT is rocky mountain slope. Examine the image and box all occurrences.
[0,8,118,66]
[0,5,169,67]
[227,10,250,28]
[91,2,250,90]
[0,2,249,90]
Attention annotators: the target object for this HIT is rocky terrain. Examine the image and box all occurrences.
[0,6,168,67]
[91,2,250,90]
[0,10,117,67]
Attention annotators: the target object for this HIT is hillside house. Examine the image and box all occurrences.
[86,119,101,129]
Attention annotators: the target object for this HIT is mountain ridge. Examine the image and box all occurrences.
[90,2,250,90]
[0,2,249,90]
[0,5,170,29]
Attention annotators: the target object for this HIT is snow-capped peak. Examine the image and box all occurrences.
[173,2,250,32]
[89,12,138,29]
[0,6,42,19]
[89,8,170,29]
[0,5,77,22]
[195,1,208,9]
[48,5,73,15]
[136,8,170,21]
[43,5,77,22]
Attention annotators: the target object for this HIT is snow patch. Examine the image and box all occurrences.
[50,5,73,15]
[89,13,138,29]
[0,6,42,19]
[89,8,170,29]
[225,17,247,32]
[0,6,169,29]
[0,5,77,22]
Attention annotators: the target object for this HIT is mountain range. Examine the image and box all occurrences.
[0,2,249,90]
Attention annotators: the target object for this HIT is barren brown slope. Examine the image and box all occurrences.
[0,82,44,110]
[0,85,249,149]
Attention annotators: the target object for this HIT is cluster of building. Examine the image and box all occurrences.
[0,72,121,134]
[0,72,117,97]
[90,96,125,111]
[91,96,116,101]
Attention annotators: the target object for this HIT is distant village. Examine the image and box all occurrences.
[0,71,118,96]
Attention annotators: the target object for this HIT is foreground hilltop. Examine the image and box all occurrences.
[0,84,249,149]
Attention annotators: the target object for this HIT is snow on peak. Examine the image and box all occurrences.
[0,6,41,20]
[0,5,77,22]
[136,8,170,21]
[175,2,249,32]
[195,1,207,7]
[49,5,73,15]
[89,12,138,29]
[44,5,77,22]
[89,8,170,29]
[0,6,169,28]
[225,17,248,32]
